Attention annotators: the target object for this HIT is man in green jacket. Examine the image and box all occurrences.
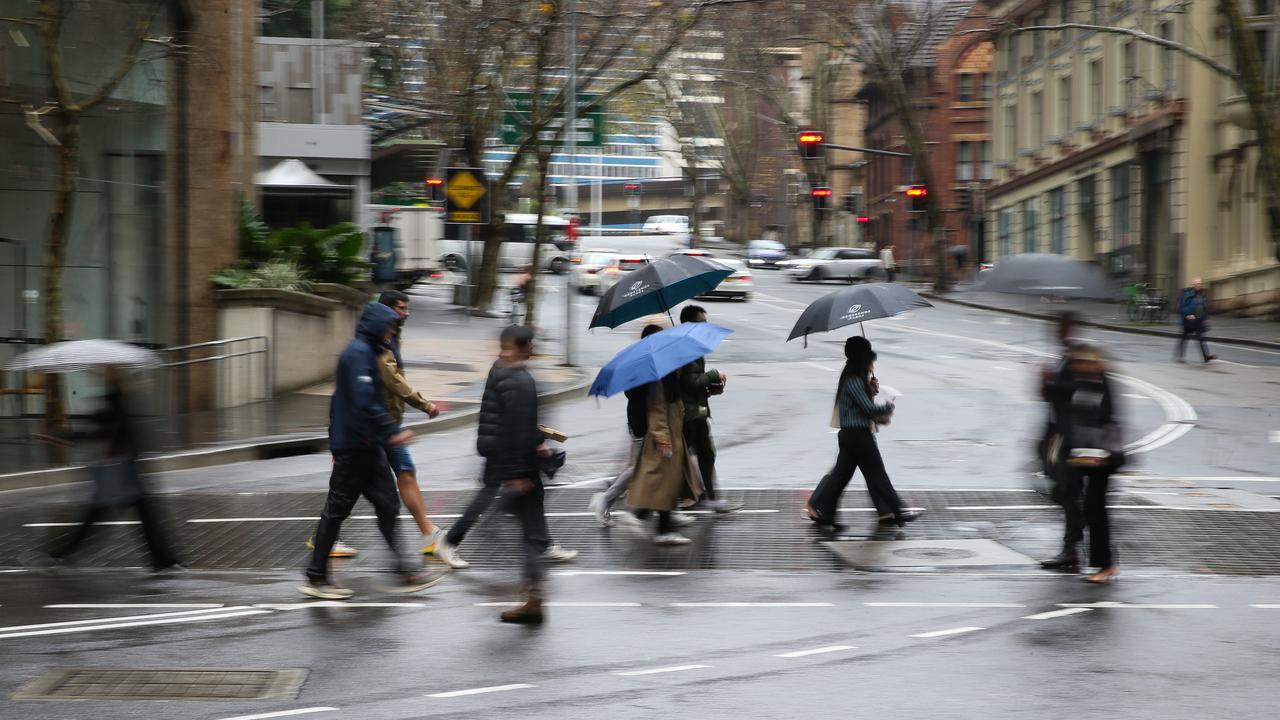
[679,305,742,513]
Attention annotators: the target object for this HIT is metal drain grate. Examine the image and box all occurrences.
[14,668,307,701]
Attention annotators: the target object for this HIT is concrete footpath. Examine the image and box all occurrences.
[0,288,591,491]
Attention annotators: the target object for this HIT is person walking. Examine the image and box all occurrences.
[39,365,183,572]
[879,243,897,282]
[1039,312,1086,572]
[435,328,577,571]
[1052,341,1123,583]
[300,303,447,599]
[376,291,444,556]
[1175,277,1216,363]
[679,305,741,513]
[805,336,921,531]
[624,369,703,545]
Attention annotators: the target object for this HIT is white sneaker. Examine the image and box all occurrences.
[421,528,443,556]
[614,511,647,534]
[670,511,695,528]
[434,541,470,569]
[541,544,579,563]
[590,493,613,527]
[654,533,692,546]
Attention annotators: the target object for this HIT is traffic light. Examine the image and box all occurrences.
[905,185,928,213]
[623,183,641,197]
[810,186,832,210]
[798,130,825,160]
[856,215,871,224]
[425,177,444,203]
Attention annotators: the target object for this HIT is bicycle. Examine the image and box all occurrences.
[1123,283,1168,323]
[508,285,527,326]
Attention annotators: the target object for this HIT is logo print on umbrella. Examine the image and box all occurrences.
[840,303,871,322]
[623,280,651,299]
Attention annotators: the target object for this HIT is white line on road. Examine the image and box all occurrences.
[753,292,808,307]
[1023,607,1093,620]
[257,602,427,610]
[1215,358,1259,368]
[24,520,141,528]
[428,684,535,698]
[805,361,837,372]
[0,608,269,640]
[45,603,225,609]
[1270,431,1280,443]
[614,664,711,677]
[1249,604,1280,609]
[865,602,1025,608]
[1057,603,1218,609]
[944,505,1057,511]
[670,602,835,608]
[910,626,985,638]
[554,571,686,576]
[776,645,857,658]
[3,607,244,631]
[214,708,337,720]
[475,602,642,607]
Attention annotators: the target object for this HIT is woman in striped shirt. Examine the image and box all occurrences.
[805,337,922,530]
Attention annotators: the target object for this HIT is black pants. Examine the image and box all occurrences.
[445,482,501,547]
[684,418,718,501]
[1081,470,1115,569]
[1176,325,1211,362]
[1050,466,1085,551]
[306,448,410,582]
[634,509,675,534]
[809,428,903,521]
[52,494,178,570]
[503,484,549,582]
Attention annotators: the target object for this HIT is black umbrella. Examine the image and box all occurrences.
[589,254,734,329]
[787,282,932,342]
[977,253,1114,299]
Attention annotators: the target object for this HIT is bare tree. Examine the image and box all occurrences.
[1,0,166,430]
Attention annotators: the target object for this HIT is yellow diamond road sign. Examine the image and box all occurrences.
[447,171,486,209]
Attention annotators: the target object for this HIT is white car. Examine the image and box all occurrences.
[573,252,649,295]
[697,258,754,301]
[786,247,886,283]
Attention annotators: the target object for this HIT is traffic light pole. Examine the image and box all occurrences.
[563,0,577,366]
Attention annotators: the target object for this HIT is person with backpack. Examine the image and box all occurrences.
[1175,277,1216,363]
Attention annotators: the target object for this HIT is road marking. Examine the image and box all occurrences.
[805,361,837,372]
[0,569,25,574]
[1214,358,1259,368]
[991,365,1011,371]
[0,608,269,640]
[1121,393,1152,400]
[754,300,803,315]
[776,645,857,658]
[753,292,808,307]
[257,602,427,610]
[1057,603,1218,609]
[1270,431,1280,444]
[680,509,780,515]
[614,664,711,677]
[45,603,226,609]
[910,626,985,638]
[865,602,1025,608]
[1122,476,1280,483]
[554,571,686,576]
[215,708,337,720]
[1023,607,1093,620]
[1250,604,1280,609]
[428,684,535,698]
[670,602,835,608]
[24,520,141,528]
[944,505,1056,511]
[3,607,243,631]
[960,319,984,324]
[475,602,642,608]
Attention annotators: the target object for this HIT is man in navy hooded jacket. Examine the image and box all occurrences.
[301,302,447,599]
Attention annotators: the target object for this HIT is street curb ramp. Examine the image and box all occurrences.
[0,371,593,493]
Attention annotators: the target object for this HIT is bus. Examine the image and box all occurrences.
[439,213,575,274]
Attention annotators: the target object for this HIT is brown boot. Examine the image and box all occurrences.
[500,584,544,625]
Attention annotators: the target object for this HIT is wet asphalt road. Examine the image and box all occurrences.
[2,270,1278,718]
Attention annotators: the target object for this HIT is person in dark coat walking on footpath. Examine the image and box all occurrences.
[805,336,921,532]
[1175,277,1216,363]
[1039,312,1086,572]
[679,305,741,513]
[300,303,448,599]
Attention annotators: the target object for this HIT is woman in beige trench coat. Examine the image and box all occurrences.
[625,370,703,545]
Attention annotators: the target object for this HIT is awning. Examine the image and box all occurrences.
[256,159,352,196]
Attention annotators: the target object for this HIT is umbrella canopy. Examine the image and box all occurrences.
[589,254,734,329]
[589,322,732,397]
[977,253,1114,299]
[787,283,932,342]
[5,339,162,374]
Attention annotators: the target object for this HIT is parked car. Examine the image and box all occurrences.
[746,239,788,269]
[669,248,717,258]
[573,252,649,295]
[786,247,886,283]
[697,258,754,301]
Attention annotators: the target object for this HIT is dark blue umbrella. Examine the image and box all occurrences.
[589,254,734,329]
[589,322,732,398]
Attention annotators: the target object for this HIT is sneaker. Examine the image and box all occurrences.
[590,492,613,527]
[305,537,359,559]
[388,568,449,594]
[151,563,189,576]
[541,544,579,563]
[670,511,695,528]
[421,528,443,556]
[654,532,692,546]
[614,511,647,534]
[299,580,354,600]
[694,499,743,514]
[434,541,470,569]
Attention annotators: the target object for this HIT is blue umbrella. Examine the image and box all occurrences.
[589,322,732,398]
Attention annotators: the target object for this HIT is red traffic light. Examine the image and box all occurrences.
[810,187,833,197]
[798,131,824,144]
[623,183,639,190]
[426,177,444,186]
[904,185,928,198]
[856,215,871,223]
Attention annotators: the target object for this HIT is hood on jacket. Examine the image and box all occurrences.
[356,302,400,349]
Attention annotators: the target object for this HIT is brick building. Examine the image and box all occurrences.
[857,1,993,274]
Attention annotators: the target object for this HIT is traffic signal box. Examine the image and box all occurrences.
[810,186,832,210]
[798,130,825,160]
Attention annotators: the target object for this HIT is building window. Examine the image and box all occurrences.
[1032,16,1046,60]
[1089,59,1103,124]
[958,74,975,101]
[998,208,1013,257]
[1004,34,1019,77]
[1091,0,1102,24]
[1122,41,1137,108]
[1050,187,1066,254]
[957,142,974,181]
[980,141,993,180]
[1023,197,1039,253]
[1058,76,1072,136]
[1159,21,1176,90]
[1004,105,1017,160]
[1031,91,1044,148]
[1060,0,1072,23]
[1111,164,1132,247]
[980,73,993,100]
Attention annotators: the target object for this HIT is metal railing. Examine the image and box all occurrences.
[157,336,271,411]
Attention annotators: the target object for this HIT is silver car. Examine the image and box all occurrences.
[786,247,886,283]
[573,252,649,295]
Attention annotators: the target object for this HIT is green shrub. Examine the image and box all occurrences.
[212,261,311,292]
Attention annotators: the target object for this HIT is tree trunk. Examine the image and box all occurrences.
[42,111,80,432]
[477,196,506,312]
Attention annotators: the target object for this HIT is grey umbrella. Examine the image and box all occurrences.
[977,253,1114,299]
[787,283,932,343]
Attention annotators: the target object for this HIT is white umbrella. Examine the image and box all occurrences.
[5,339,162,374]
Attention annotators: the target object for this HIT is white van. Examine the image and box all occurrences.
[367,204,443,287]
[643,214,691,238]
[439,214,574,274]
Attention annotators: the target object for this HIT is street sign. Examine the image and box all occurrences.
[501,91,605,147]
[445,167,490,224]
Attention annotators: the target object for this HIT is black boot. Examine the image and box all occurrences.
[1039,547,1080,571]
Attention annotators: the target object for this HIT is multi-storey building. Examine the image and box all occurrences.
[986,0,1279,313]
